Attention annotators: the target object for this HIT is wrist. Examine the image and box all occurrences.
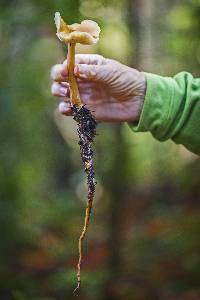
[132,72,146,122]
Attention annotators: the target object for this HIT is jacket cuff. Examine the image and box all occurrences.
[129,72,176,141]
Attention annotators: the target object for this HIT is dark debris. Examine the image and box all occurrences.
[72,105,97,199]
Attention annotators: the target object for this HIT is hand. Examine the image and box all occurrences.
[51,54,146,122]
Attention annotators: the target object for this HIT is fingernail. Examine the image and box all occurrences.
[59,87,67,96]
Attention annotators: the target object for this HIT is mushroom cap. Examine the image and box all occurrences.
[54,12,100,45]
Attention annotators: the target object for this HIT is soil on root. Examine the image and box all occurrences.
[72,105,97,198]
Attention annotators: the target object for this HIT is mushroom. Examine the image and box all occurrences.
[54,12,100,107]
[54,12,100,294]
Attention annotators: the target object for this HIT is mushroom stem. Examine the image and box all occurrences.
[67,42,82,107]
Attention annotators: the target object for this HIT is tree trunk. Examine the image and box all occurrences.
[128,0,155,70]
[102,124,130,300]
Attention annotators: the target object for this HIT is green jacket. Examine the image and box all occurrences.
[130,72,200,155]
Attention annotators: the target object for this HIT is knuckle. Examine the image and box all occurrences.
[112,66,121,80]
[86,66,97,80]
[103,65,114,81]
[105,58,118,66]
[94,54,105,64]
[94,54,102,58]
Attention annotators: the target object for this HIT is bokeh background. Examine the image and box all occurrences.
[0,0,200,299]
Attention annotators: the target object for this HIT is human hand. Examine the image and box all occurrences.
[51,54,146,122]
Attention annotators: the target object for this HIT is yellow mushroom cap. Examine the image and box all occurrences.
[54,12,100,45]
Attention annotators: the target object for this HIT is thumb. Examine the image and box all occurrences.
[74,64,114,83]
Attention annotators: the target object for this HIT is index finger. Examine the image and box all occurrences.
[74,54,106,66]
[51,55,107,82]
[61,54,107,71]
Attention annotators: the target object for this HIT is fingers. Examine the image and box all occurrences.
[51,81,93,101]
[74,54,106,65]
[51,54,107,82]
[62,54,106,67]
[51,82,70,97]
[74,64,116,83]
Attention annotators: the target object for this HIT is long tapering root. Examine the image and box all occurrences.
[73,197,93,295]
[72,105,97,295]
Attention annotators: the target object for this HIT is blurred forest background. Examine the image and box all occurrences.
[0,0,200,299]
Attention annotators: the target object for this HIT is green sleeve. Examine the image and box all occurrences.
[129,72,200,155]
